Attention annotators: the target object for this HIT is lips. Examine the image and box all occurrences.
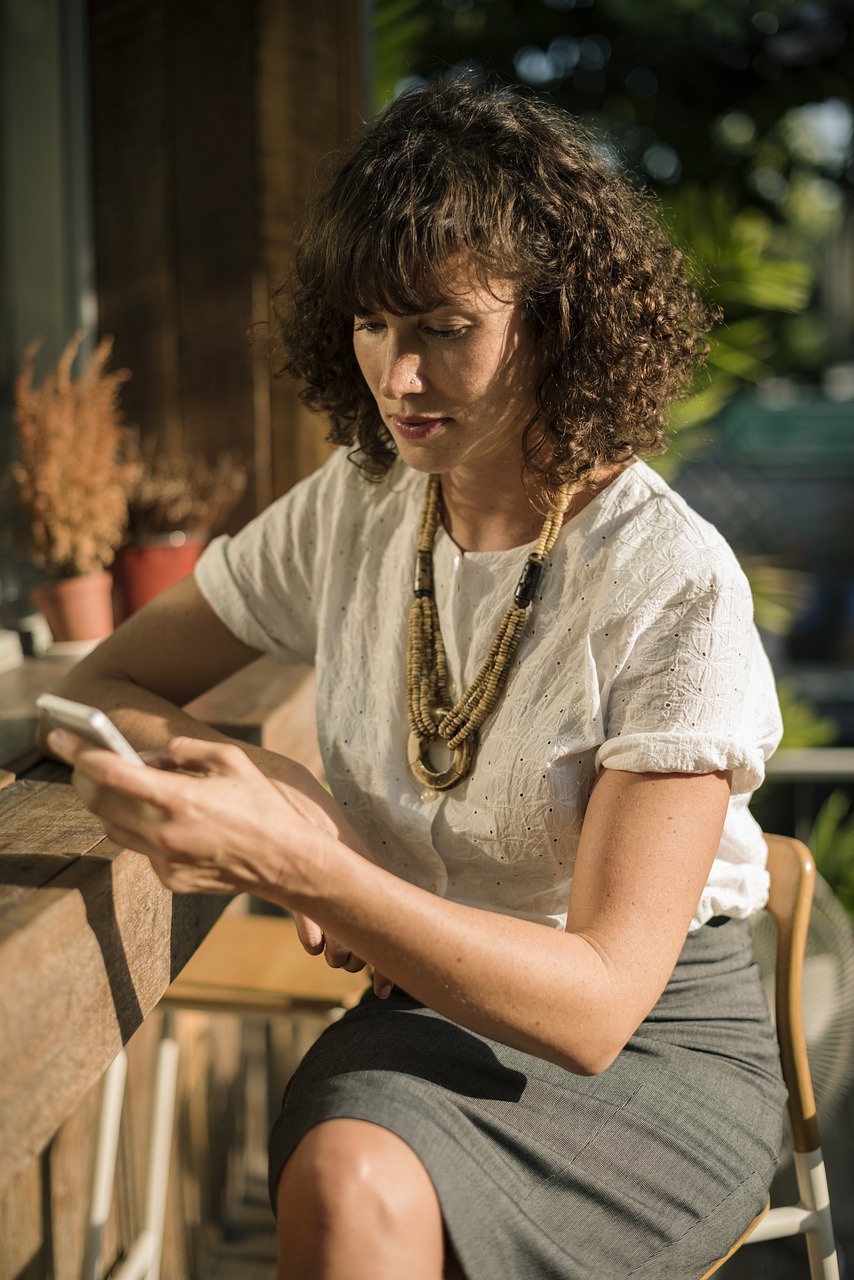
[391,415,451,439]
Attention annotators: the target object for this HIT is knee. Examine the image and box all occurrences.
[277,1119,438,1238]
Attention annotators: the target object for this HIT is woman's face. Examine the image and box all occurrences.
[352,262,541,481]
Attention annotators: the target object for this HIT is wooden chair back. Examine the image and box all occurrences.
[700,834,840,1279]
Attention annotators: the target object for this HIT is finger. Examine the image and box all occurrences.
[323,941,366,973]
[95,816,165,861]
[159,737,252,777]
[292,911,325,954]
[47,728,94,765]
[373,971,394,1000]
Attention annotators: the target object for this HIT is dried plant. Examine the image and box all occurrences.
[12,332,141,577]
[124,435,248,539]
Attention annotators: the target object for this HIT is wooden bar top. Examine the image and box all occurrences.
[0,654,317,1196]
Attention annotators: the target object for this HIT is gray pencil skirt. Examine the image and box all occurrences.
[268,919,787,1279]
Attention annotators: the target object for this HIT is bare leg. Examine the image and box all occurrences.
[276,1118,458,1280]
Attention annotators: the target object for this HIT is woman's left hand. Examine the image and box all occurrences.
[290,909,393,997]
[47,730,310,899]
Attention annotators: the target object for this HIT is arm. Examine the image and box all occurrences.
[47,575,266,750]
[45,576,372,844]
[51,730,731,1074]
[283,763,732,1072]
[47,577,380,971]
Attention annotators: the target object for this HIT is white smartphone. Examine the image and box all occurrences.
[36,693,144,766]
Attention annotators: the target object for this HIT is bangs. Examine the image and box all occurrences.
[322,221,502,320]
[307,131,525,319]
[344,232,463,319]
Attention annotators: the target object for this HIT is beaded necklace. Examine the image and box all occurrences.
[406,474,573,793]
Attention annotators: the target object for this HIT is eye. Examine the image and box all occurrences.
[421,324,467,340]
[354,319,385,334]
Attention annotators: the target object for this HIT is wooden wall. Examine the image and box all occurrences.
[88,0,368,519]
[0,6,367,1277]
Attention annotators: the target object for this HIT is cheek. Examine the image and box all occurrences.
[352,339,378,393]
[457,345,520,408]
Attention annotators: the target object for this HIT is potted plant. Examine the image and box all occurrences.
[113,437,248,616]
[11,332,141,644]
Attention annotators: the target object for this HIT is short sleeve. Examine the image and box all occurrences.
[595,573,782,794]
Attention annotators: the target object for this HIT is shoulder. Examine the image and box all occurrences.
[589,461,751,609]
[241,448,419,542]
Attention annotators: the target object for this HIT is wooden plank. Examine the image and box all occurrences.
[0,814,227,1195]
[0,1149,45,1280]
[170,0,256,478]
[256,0,365,500]
[161,915,367,1013]
[765,748,854,783]
[187,658,322,775]
[0,762,109,917]
[88,0,182,454]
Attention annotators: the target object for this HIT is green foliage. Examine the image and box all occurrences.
[660,184,815,451]
[373,0,851,395]
[739,561,811,638]
[373,0,433,112]
[749,681,838,835]
[810,791,854,918]
[777,680,838,750]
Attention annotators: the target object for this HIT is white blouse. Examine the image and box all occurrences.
[195,449,782,931]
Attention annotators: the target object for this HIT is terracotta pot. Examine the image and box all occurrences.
[113,532,206,618]
[30,571,114,644]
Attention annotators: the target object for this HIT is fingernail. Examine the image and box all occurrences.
[377,981,393,1000]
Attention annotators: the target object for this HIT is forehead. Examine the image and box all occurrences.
[357,255,517,316]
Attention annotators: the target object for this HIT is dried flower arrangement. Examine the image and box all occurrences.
[124,436,248,540]
[12,332,141,577]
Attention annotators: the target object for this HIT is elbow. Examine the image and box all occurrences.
[546,1044,620,1077]
[579,1041,624,1075]
[566,1040,624,1077]
[546,1017,632,1077]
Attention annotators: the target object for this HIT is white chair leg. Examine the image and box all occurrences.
[82,1049,128,1280]
[794,1148,840,1280]
[110,1016,180,1280]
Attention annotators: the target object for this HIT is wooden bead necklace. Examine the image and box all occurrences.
[406,474,574,793]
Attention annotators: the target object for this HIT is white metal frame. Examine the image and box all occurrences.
[82,1018,179,1280]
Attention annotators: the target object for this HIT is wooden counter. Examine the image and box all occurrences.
[0,655,319,1274]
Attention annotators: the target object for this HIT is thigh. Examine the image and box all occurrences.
[269,926,785,1280]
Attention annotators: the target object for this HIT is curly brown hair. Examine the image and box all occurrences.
[276,81,715,496]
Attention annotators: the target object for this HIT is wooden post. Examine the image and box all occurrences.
[88,0,368,520]
[1,4,369,1271]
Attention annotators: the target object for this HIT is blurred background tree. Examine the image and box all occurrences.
[374,0,852,399]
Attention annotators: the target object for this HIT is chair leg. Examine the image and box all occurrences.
[82,1049,129,1280]
[110,1015,180,1280]
[794,1148,840,1280]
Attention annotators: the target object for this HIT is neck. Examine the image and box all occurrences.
[437,464,624,553]
[438,469,544,552]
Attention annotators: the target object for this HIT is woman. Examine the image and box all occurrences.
[49,83,786,1279]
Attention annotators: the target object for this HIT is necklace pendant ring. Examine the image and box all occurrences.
[407,727,477,791]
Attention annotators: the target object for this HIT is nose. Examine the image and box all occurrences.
[379,338,425,401]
